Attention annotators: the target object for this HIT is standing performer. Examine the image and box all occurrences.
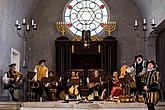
[142,60,160,110]
[33,60,48,101]
[132,55,146,96]
[2,63,23,101]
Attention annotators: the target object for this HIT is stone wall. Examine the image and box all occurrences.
[134,0,165,60]
[0,0,39,95]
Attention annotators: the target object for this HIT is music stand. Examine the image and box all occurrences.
[122,74,135,95]
[50,77,57,82]
[25,71,36,101]
[26,71,36,81]
[89,77,100,83]
[69,79,80,86]
[124,74,134,83]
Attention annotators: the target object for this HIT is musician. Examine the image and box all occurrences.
[87,70,103,99]
[44,71,61,100]
[132,55,146,96]
[44,71,56,100]
[120,61,128,78]
[142,60,160,110]
[2,63,23,101]
[65,71,82,100]
[110,71,123,98]
[33,60,48,101]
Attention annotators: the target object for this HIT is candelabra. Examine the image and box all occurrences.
[15,19,37,102]
[56,22,72,36]
[15,19,37,69]
[134,19,156,59]
[100,21,116,36]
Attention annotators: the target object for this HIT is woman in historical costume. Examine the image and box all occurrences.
[142,60,160,110]
[110,71,123,98]
[65,71,82,100]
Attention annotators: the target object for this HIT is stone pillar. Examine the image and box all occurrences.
[146,34,157,60]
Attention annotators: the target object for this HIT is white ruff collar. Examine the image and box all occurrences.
[147,68,154,72]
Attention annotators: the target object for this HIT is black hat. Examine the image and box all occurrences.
[135,55,143,60]
[146,60,156,68]
[39,60,46,65]
[9,63,16,67]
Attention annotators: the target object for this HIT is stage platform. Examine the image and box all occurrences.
[0,101,165,110]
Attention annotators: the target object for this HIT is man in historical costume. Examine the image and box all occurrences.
[132,55,147,96]
[87,70,104,100]
[33,60,48,101]
[2,63,23,101]
[44,71,61,101]
[44,71,55,100]
[142,60,160,110]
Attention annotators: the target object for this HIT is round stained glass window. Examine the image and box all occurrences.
[63,0,110,36]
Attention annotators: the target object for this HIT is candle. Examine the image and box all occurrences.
[143,26,147,30]
[34,24,37,30]
[143,19,146,24]
[135,20,138,26]
[23,19,26,25]
[152,19,155,24]
[26,25,30,31]
[17,24,21,30]
[32,20,35,26]
[15,20,19,26]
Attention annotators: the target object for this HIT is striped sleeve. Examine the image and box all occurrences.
[154,71,160,83]
[147,71,160,91]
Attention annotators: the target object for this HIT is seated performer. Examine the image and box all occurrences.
[44,71,59,101]
[110,71,123,98]
[142,60,160,110]
[65,71,82,100]
[87,70,103,100]
[32,60,48,101]
[2,63,23,101]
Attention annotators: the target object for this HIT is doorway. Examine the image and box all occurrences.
[11,48,20,71]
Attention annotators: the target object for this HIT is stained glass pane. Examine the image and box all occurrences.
[64,0,109,36]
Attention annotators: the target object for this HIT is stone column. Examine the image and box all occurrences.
[146,33,157,60]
